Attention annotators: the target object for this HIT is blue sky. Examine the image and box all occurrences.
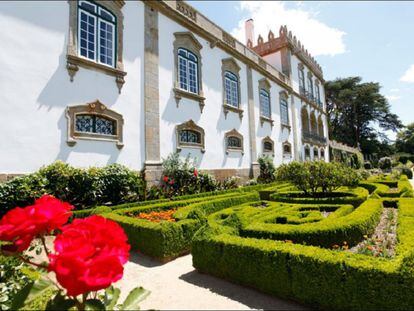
[189,1,414,140]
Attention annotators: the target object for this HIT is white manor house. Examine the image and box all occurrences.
[0,0,329,184]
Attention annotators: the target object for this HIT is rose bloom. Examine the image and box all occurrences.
[163,176,169,182]
[193,168,198,177]
[48,215,130,297]
[0,195,73,252]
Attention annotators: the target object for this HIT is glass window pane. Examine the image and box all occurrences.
[264,141,273,152]
[99,20,114,66]
[228,136,241,148]
[178,56,188,90]
[79,10,95,61]
[188,61,198,93]
[179,130,200,144]
[75,115,94,133]
[79,1,96,13]
[260,90,271,118]
[280,99,289,125]
[96,116,115,135]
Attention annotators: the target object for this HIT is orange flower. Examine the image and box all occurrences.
[136,209,177,223]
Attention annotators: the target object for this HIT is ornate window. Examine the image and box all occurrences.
[318,116,324,137]
[225,129,244,154]
[307,72,314,100]
[221,58,242,119]
[313,147,319,160]
[67,1,126,92]
[279,91,289,127]
[283,142,292,157]
[260,89,271,118]
[66,100,124,149]
[298,63,305,95]
[315,80,321,107]
[310,111,318,134]
[176,120,205,153]
[262,136,274,156]
[178,48,199,94]
[301,107,310,134]
[304,145,311,161]
[173,32,205,112]
[258,78,273,126]
[320,148,325,160]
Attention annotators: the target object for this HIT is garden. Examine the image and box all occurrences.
[0,154,413,310]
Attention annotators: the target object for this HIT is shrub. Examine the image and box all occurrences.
[379,157,392,171]
[275,161,361,195]
[397,166,413,179]
[0,161,146,215]
[161,153,219,197]
[364,161,372,169]
[257,155,276,183]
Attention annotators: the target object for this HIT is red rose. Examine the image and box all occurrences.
[163,176,169,182]
[193,168,198,177]
[49,215,130,297]
[0,195,73,252]
[169,179,175,185]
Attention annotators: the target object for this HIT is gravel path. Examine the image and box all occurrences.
[115,253,307,310]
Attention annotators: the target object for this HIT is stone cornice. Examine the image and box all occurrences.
[145,0,293,91]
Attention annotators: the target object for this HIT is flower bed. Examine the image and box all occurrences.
[192,176,414,310]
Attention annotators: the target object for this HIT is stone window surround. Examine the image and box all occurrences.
[282,141,292,157]
[225,129,244,155]
[66,100,124,149]
[258,78,274,127]
[66,0,127,93]
[173,32,205,113]
[262,136,275,157]
[279,90,291,130]
[176,119,205,153]
[222,58,243,120]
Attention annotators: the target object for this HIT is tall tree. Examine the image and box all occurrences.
[325,77,403,154]
[396,123,414,154]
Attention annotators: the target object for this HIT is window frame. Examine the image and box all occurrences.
[224,71,239,108]
[279,91,290,127]
[74,113,117,137]
[262,136,275,156]
[221,57,243,119]
[177,48,199,95]
[225,129,244,155]
[67,0,126,92]
[298,66,305,94]
[66,100,124,149]
[176,120,205,153]
[282,141,292,158]
[77,0,117,68]
[259,89,271,119]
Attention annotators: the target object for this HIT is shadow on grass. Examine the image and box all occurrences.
[179,270,307,310]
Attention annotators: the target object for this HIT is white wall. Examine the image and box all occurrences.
[0,1,146,173]
[158,14,252,170]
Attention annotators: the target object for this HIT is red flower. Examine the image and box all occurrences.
[193,168,198,177]
[163,176,169,183]
[0,195,73,252]
[48,215,130,297]
[169,179,175,185]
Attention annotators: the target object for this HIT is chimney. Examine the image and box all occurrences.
[245,19,254,47]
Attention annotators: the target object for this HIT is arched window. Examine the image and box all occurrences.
[176,120,205,153]
[66,100,124,149]
[310,112,317,134]
[304,145,311,161]
[75,114,116,136]
[279,92,289,126]
[315,81,321,107]
[318,116,324,137]
[301,107,309,134]
[262,136,274,155]
[313,147,319,160]
[298,64,305,95]
[225,129,244,154]
[307,72,314,100]
[78,0,116,67]
[179,130,201,144]
[320,148,325,161]
[283,142,292,157]
[177,48,199,94]
[224,71,239,108]
[260,89,271,119]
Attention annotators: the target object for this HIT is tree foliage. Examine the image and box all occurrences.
[396,123,414,154]
[325,77,402,155]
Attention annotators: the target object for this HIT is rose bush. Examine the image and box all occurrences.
[0,195,149,310]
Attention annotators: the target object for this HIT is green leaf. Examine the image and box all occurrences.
[45,293,76,311]
[104,286,120,310]
[85,299,105,310]
[121,287,150,310]
[10,281,34,310]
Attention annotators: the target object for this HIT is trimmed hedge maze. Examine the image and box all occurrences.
[192,176,414,310]
[101,183,292,261]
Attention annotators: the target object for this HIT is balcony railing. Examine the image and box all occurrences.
[302,132,327,145]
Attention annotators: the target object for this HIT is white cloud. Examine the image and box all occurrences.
[390,88,400,93]
[400,64,414,83]
[385,95,401,102]
[231,1,346,57]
